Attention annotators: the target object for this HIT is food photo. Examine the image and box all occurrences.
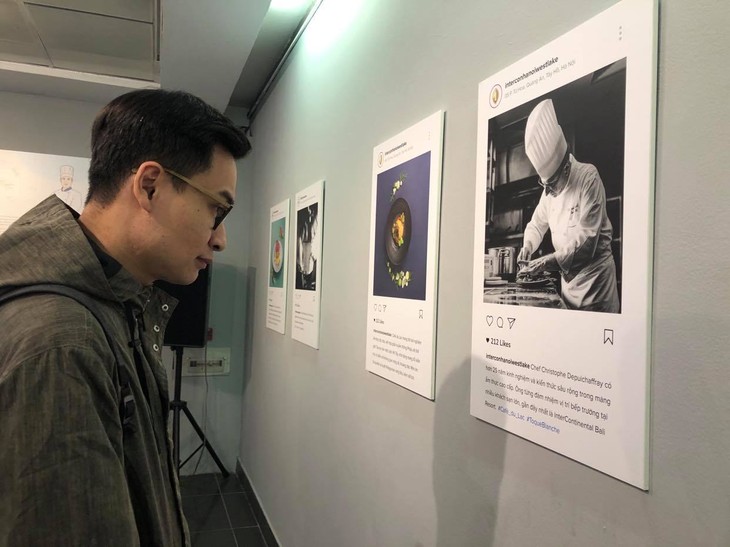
[372,152,431,300]
[269,218,286,288]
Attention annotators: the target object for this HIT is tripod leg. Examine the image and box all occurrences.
[181,404,229,477]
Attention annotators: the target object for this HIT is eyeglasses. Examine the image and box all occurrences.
[164,168,233,230]
[539,168,562,190]
[538,159,569,192]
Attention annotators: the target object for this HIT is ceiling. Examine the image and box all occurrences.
[0,0,315,113]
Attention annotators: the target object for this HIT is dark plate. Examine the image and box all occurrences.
[384,197,411,266]
[516,276,552,288]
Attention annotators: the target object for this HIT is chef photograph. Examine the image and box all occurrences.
[296,203,319,290]
[54,164,82,211]
[517,99,620,313]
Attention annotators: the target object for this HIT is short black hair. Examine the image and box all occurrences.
[87,89,251,204]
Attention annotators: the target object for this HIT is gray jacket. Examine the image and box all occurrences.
[0,196,189,546]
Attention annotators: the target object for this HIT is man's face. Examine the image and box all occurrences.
[150,146,237,285]
[60,174,73,190]
[540,160,570,197]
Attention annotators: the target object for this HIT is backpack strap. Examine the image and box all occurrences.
[0,283,135,433]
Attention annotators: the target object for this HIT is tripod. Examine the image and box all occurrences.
[170,346,229,477]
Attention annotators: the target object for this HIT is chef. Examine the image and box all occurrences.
[55,164,82,211]
[517,99,620,313]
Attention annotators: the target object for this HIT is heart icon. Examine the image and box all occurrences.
[486,315,494,326]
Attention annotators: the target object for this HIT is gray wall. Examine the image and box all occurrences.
[0,90,251,473]
[0,92,101,156]
[238,1,730,546]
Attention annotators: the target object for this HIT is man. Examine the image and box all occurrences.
[296,204,319,290]
[517,99,619,313]
[54,164,82,211]
[0,89,250,546]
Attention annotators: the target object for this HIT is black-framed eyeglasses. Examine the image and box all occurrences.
[164,168,233,230]
[538,157,569,192]
[539,167,562,189]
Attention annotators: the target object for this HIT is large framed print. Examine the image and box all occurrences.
[0,149,89,233]
[266,199,290,334]
[470,0,657,489]
[366,111,444,399]
[291,180,324,349]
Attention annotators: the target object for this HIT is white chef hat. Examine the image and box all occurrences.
[60,165,74,177]
[524,99,567,181]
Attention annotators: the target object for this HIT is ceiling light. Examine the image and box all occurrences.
[303,0,365,54]
[270,0,313,11]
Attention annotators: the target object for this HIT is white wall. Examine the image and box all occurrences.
[238,1,730,546]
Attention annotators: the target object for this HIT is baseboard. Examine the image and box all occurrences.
[236,458,281,547]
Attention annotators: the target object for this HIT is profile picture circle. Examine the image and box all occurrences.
[489,84,502,108]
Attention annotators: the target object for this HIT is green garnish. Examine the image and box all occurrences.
[387,260,412,288]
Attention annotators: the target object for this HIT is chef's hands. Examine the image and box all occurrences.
[519,253,559,276]
[517,247,532,267]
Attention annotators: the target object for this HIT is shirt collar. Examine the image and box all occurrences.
[82,228,123,279]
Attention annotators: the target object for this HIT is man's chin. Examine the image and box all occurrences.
[183,271,201,285]
[161,271,200,286]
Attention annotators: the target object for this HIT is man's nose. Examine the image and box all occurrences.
[210,222,227,252]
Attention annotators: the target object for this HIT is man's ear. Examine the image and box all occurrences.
[132,162,163,212]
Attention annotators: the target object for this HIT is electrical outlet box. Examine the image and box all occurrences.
[181,347,231,376]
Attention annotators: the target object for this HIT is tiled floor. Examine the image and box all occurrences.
[180,472,272,547]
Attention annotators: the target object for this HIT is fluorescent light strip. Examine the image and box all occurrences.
[0,59,159,89]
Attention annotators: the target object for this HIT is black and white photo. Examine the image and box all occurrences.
[483,59,626,313]
[296,203,319,291]
[291,180,324,349]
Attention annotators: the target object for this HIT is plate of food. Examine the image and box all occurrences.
[516,271,553,287]
[272,239,283,273]
[384,197,412,266]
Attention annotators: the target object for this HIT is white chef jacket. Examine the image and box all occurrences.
[55,187,82,212]
[523,155,620,312]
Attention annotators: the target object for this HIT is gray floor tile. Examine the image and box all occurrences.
[180,473,220,497]
[191,528,237,547]
[183,494,231,532]
[223,493,257,528]
[233,526,267,547]
[217,474,246,493]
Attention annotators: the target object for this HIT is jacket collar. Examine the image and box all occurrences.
[0,195,170,311]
